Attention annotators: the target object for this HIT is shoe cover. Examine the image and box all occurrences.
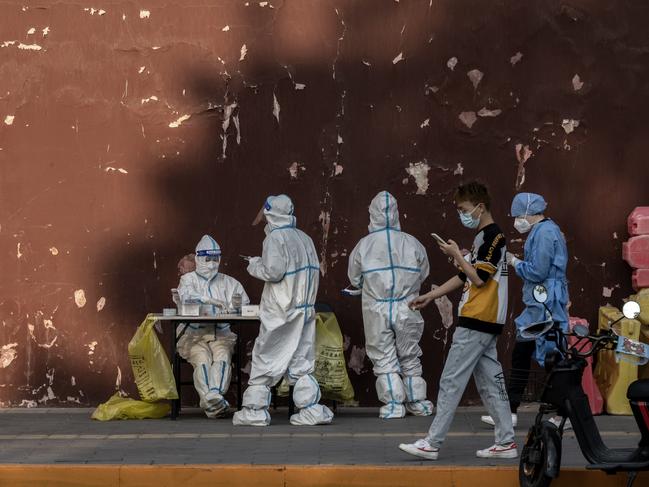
[289,375,333,425]
[240,385,271,409]
[290,404,334,425]
[403,376,434,416]
[232,407,270,426]
[204,395,229,418]
[376,373,406,419]
[232,385,272,426]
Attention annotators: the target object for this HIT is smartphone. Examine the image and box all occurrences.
[239,254,252,262]
[431,233,447,245]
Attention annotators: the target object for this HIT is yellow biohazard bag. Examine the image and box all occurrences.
[279,312,355,403]
[91,393,170,421]
[127,315,178,402]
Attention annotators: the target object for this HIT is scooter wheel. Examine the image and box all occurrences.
[519,427,553,487]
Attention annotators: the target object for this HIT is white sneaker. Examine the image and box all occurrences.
[398,439,439,460]
[480,413,517,428]
[549,416,572,430]
[476,442,519,459]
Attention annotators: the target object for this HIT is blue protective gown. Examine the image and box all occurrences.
[513,219,569,366]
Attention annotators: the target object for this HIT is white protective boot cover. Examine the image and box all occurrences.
[289,375,334,426]
[376,373,406,419]
[232,385,272,426]
[403,376,434,416]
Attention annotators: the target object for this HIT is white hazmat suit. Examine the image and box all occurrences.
[232,195,334,426]
[177,235,250,418]
[348,191,434,418]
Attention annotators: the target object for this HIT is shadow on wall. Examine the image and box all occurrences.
[93,0,471,406]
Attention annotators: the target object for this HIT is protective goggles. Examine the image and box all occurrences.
[196,249,221,261]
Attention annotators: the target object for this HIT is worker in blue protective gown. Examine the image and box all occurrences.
[348,191,434,419]
[481,192,570,430]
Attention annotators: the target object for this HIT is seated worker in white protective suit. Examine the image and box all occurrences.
[348,191,434,418]
[177,235,250,418]
[232,195,334,426]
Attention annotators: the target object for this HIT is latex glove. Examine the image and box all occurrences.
[506,252,521,267]
[204,298,227,309]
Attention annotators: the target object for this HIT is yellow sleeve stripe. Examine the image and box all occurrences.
[475,262,497,274]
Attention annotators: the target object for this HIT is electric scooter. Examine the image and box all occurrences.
[518,285,649,487]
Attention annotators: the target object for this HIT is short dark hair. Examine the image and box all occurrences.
[454,181,491,210]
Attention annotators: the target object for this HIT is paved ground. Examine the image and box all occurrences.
[0,405,641,467]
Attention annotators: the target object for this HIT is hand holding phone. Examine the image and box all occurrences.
[239,254,252,262]
[431,233,447,245]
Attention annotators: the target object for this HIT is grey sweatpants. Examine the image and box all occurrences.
[426,327,515,448]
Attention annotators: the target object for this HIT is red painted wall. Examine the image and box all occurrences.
[1,0,648,407]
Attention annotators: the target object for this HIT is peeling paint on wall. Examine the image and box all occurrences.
[478,107,502,117]
[74,290,87,308]
[510,52,523,65]
[347,346,366,376]
[272,93,280,123]
[467,69,483,89]
[562,119,580,134]
[572,74,584,91]
[0,343,18,368]
[168,114,191,128]
[514,144,533,190]
[406,161,430,195]
[458,111,477,128]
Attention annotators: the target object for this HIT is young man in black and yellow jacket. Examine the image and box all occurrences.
[399,181,517,461]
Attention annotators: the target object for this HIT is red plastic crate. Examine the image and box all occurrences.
[623,235,649,269]
[632,269,649,291]
[569,317,604,415]
[628,207,649,236]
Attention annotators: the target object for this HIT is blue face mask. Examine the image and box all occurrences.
[458,206,481,229]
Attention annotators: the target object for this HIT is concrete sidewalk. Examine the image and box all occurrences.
[0,405,642,466]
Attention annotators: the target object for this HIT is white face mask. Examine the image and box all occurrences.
[196,257,219,278]
[514,217,532,234]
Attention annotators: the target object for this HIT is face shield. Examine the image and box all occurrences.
[252,198,272,226]
[195,249,221,277]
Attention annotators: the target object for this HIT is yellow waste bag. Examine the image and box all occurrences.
[313,312,355,402]
[278,312,355,403]
[128,315,178,402]
[92,394,170,421]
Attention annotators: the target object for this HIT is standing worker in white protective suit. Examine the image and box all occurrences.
[348,191,434,419]
[232,195,334,426]
[177,235,250,418]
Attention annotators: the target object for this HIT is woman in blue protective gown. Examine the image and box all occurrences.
[481,192,570,430]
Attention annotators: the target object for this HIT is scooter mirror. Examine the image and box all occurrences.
[622,301,641,320]
[573,324,589,337]
[533,285,548,304]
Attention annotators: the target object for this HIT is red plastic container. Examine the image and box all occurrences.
[623,235,649,269]
[628,207,649,236]
[632,269,649,291]
[569,317,604,415]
